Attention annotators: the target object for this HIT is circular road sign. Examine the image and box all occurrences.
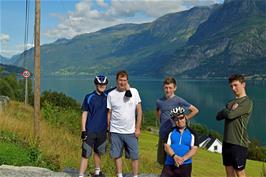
[22,70,31,78]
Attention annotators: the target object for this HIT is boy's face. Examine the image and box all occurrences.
[173,115,186,128]
[117,75,128,91]
[229,80,246,97]
[96,84,107,93]
[164,83,176,98]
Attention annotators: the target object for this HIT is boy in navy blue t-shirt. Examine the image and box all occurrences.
[79,75,112,177]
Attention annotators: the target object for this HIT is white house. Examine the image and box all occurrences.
[198,135,223,154]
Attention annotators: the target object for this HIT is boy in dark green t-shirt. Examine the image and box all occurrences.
[216,74,253,177]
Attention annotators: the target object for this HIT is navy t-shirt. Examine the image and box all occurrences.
[156,95,191,138]
[82,88,114,133]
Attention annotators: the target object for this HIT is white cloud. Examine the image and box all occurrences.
[45,0,222,41]
[0,33,10,43]
[0,43,34,58]
[96,0,109,8]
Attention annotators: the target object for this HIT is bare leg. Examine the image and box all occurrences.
[94,153,101,169]
[225,166,236,177]
[115,157,123,175]
[132,159,138,176]
[235,169,246,177]
[94,153,101,174]
[79,157,88,176]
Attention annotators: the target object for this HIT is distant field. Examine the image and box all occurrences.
[0,101,264,177]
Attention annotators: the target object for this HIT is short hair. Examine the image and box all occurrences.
[228,74,245,83]
[163,77,176,86]
[116,70,128,80]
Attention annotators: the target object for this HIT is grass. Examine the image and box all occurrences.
[0,101,264,176]
[0,101,81,169]
[0,142,32,165]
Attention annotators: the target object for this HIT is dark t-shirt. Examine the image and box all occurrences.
[82,88,115,133]
[216,96,253,147]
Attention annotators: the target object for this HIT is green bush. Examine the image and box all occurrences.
[248,139,266,162]
[40,91,81,135]
[42,101,80,135]
[189,123,209,136]
[142,111,159,128]
[0,74,33,104]
[41,91,80,110]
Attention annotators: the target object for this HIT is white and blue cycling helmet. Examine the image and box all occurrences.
[94,75,108,85]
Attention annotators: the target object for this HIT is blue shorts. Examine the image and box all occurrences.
[110,133,138,160]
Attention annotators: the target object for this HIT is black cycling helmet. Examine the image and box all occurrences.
[94,75,108,85]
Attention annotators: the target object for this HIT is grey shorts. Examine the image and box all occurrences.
[110,133,138,160]
[82,132,107,158]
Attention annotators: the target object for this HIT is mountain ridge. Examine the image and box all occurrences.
[8,0,266,78]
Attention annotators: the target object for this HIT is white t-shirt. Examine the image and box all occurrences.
[107,88,141,134]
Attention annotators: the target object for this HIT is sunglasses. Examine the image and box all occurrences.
[172,115,186,121]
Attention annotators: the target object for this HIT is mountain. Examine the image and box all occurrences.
[0,64,25,76]
[0,55,11,65]
[11,0,266,78]
[164,0,266,78]
[11,6,214,76]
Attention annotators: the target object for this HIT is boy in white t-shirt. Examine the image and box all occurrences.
[107,70,142,177]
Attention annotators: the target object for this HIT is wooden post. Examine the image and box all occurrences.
[34,0,41,140]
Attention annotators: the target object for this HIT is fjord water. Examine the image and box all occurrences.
[42,77,266,145]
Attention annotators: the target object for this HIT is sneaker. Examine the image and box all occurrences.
[93,171,105,177]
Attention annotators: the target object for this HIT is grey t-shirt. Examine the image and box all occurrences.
[156,95,191,138]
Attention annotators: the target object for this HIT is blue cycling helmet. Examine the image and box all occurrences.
[94,75,108,85]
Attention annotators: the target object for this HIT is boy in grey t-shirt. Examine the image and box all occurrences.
[156,77,199,165]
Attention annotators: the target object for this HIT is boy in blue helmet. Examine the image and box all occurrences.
[160,107,198,177]
[79,75,112,177]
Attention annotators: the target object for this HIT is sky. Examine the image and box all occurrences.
[0,0,224,58]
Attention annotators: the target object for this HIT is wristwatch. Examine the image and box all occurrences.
[171,154,176,158]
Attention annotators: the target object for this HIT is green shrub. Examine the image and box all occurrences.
[142,111,159,128]
[42,101,80,135]
[189,123,209,136]
[0,74,33,104]
[40,91,81,134]
[41,91,80,110]
[248,139,266,162]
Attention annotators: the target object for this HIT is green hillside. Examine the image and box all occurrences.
[10,0,266,78]
[166,0,266,78]
[0,64,26,76]
[12,6,213,77]
[0,101,263,176]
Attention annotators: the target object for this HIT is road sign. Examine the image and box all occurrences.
[22,70,31,78]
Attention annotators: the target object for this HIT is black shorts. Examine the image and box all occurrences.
[82,132,107,158]
[222,142,248,170]
[160,164,192,177]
